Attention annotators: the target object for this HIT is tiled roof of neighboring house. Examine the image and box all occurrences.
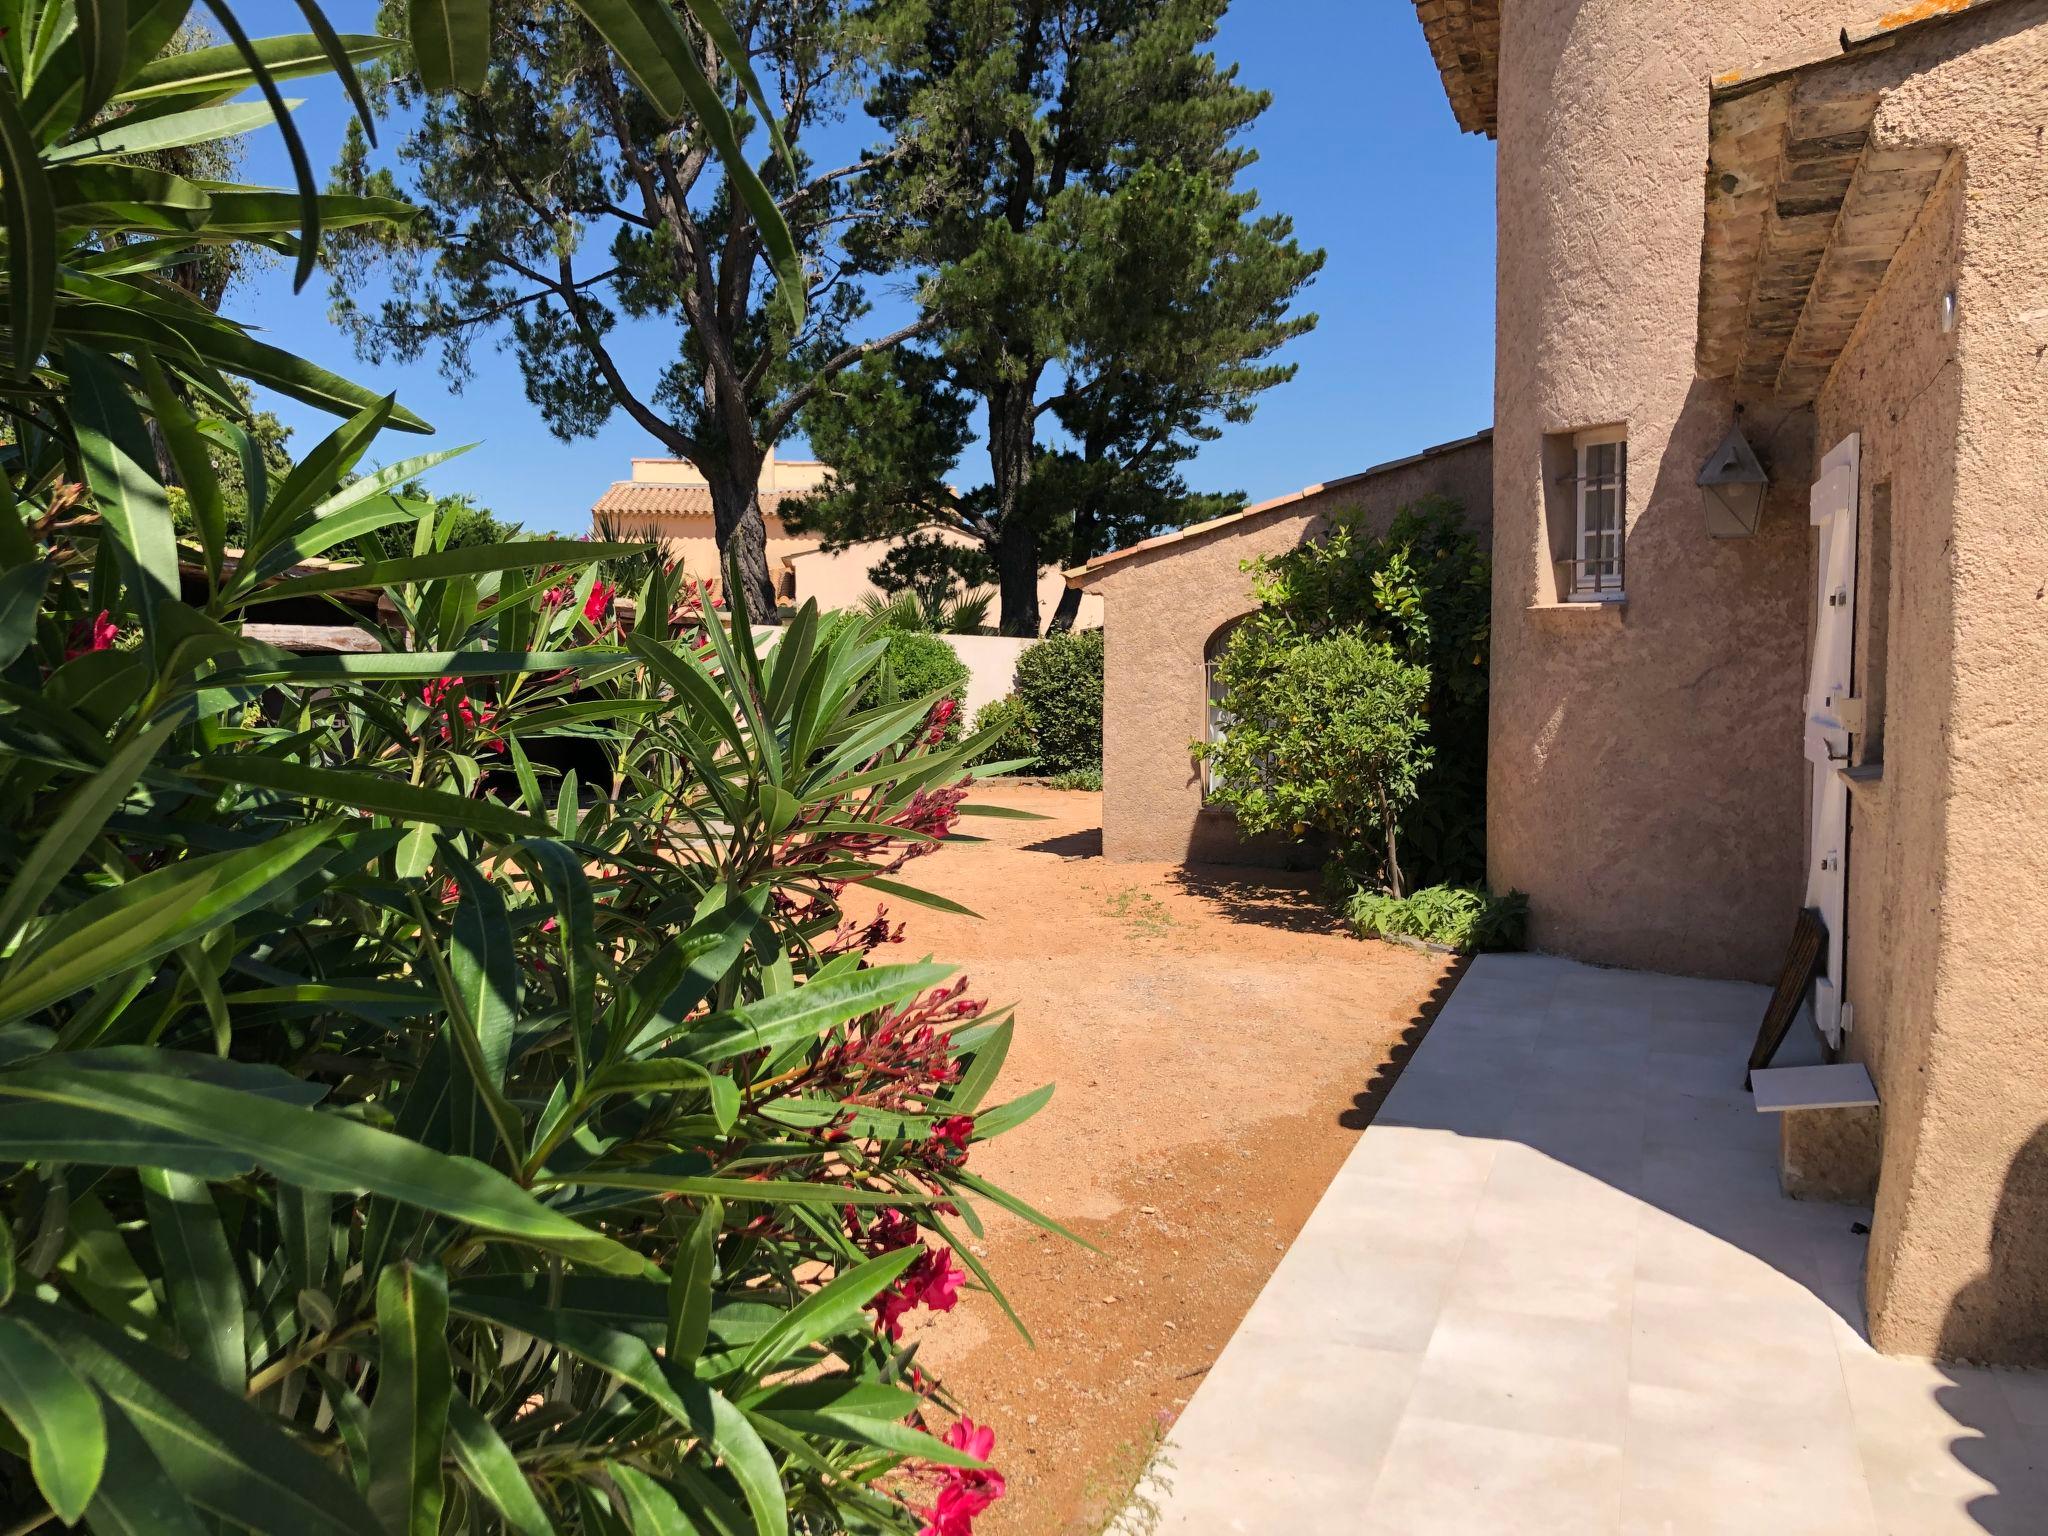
[1067,429,1492,585]
[1697,0,2020,405]
[590,483,809,518]
[1414,0,1499,137]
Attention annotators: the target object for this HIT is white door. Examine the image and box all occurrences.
[1805,434,1859,1047]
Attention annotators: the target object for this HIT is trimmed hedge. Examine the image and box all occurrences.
[1013,628,1104,776]
[970,695,1037,771]
[862,630,971,744]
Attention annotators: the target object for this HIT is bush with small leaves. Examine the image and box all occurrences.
[1012,629,1104,777]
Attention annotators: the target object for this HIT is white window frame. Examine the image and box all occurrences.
[1571,425,1628,601]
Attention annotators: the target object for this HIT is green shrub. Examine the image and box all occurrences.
[971,694,1037,771]
[1047,766,1104,792]
[1198,631,1432,893]
[861,630,972,743]
[0,13,1051,1529]
[1348,885,1530,953]
[1238,497,1491,886]
[1013,628,1105,776]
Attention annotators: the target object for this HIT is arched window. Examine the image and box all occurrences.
[1203,615,1249,797]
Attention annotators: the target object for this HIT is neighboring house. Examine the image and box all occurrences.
[1067,430,1494,864]
[589,450,1102,632]
[1408,0,2045,1364]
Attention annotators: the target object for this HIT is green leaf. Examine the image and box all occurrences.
[0,818,342,1026]
[0,558,49,669]
[676,962,952,1065]
[853,875,980,918]
[446,1398,555,1536]
[199,0,322,291]
[946,1018,1012,1114]
[0,80,57,378]
[25,1300,375,1536]
[0,1066,647,1273]
[118,32,397,102]
[140,351,225,585]
[69,342,180,648]
[963,1081,1053,1141]
[49,99,280,163]
[0,1314,107,1522]
[735,1245,918,1385]
[74,0,130,124]
[368,1262,451,1536]
[409,0,490,92]
[666,1201,719,1369]
[183,756,551,842]
[83,1401,211,1536]
[609,1464,695,1534]
[138,1168,246,1391]
[568,0,803,330]
[0,713,177,954]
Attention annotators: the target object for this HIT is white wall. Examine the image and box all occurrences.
[755,628,1030,721]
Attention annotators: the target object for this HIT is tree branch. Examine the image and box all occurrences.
[759,313,941,446]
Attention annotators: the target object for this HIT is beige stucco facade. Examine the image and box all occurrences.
[1418,0,2047,1363]
[589,450,1099,632]
[1071,433,1494,865]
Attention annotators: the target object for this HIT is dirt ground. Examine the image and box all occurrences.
[885,783,1461,1535]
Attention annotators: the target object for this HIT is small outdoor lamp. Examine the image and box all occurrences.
[1698,422,1769,539]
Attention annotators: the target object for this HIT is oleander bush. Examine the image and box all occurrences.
[1010,630,1104,778]
[0,6,1050,1534]
[1347,885,1529,953]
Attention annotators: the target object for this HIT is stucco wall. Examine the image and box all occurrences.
[1811,9,2048,1363]
[1484,0,1891,983]
[1077,437,1494,865]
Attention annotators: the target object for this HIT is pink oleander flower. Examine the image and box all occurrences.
[584,580,615,624]
[867,1244,966,1341]
[541,584,573,609]
[65,610,119,660]
[925,697,958,745]
[929,1115,975,1159]
[920,1419,1005,1536]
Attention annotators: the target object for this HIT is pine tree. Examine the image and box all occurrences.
[792,0,1320,635]
[326,0,930,617]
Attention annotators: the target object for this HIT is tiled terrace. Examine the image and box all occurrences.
[1137,955,2048,1535]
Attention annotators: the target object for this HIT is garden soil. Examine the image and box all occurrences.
[885,782,1461,1535]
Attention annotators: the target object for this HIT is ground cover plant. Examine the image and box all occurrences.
[1347,886,1529,953]
[0,5,1058,1534]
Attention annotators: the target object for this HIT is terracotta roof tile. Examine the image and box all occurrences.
[591,482,811,518]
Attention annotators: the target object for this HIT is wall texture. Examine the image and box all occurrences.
[1484,0,1858,983]
[1810,9,2048,1364]
[1074,436,1493,865]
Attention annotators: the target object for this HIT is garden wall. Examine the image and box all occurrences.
[760,628,1030,721]
[1069,432,1494,866]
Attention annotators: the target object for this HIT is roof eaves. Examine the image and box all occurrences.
[1067,428,1492,586]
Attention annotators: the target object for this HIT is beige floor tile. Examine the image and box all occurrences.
[1622,1381,1876,1534]
[1630,1281,1849,1414]
[1446,1210,1635,1322]
[1633,1208,1821,1300]
[1235,1244,1454,1354]
[1408,1302,1632,1445]
[1359,1417,1623,1535]
[1164,1334,1418,1488]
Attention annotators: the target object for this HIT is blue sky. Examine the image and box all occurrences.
[235,2,1496,537]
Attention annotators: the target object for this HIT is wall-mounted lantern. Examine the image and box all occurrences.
[1698,423,1769,538]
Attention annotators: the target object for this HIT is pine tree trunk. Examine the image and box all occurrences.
[707,463,779,623]
[988,376,1041,638]
[1045,500,1099,635]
